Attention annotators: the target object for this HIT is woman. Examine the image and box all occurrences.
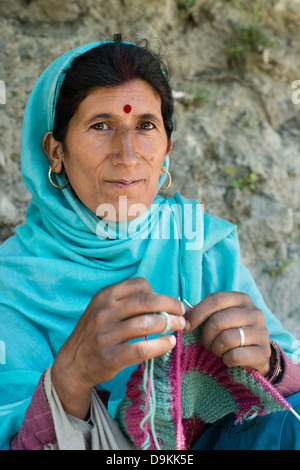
[1,36,300,450]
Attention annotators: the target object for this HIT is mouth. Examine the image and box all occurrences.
[105,179,145,189]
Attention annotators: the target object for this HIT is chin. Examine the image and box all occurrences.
[94,198,148,222]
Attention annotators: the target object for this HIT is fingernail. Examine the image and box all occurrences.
[179,316,186,327]
[180,301,186,314]
[184,319,192,331]
[169,335,176,346]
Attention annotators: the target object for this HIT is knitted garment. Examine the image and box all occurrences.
[116,326,291,450]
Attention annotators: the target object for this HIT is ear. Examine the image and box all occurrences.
[166,137,173,157]
[160,137,173,175]
[42,131,65,173]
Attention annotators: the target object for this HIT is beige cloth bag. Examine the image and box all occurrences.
[43,367,135,450]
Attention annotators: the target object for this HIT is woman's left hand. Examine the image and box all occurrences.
[184,291,271,376]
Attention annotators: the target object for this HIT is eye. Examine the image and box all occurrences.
[91,122,109,131]
[139,121,155,130]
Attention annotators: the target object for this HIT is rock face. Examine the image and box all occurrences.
[0,0,299,338]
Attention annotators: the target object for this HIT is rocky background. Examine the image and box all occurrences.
[0,0,299,339]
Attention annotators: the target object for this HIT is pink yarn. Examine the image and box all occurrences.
[174,330,185,450]
[247,368,292,410]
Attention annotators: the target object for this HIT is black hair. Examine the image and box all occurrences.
[53,34,174,143]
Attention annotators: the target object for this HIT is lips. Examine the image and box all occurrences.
[105,179,144,189]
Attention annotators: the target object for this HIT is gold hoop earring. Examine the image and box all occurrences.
[48,166,69,189]
[158,167,172,192]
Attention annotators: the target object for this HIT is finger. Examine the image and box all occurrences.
[117,292,185,321]
[184,291,252,331]
[114,334,177,370]
[222,344,271,372]
[210,326,269,357]
[108,276,154,300]
[115,312,186,343]
[201,306,263,348]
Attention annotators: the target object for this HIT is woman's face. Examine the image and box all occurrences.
[44,79,173,221]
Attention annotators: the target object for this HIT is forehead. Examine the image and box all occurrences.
[78,79,162,116]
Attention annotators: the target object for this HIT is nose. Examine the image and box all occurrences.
[111,127,140,167]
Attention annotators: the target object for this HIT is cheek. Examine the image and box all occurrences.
[146,161,165,191]
[63,139,99,175]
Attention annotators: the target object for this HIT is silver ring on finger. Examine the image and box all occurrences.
[238,327,245,347]
[158,311,171,336]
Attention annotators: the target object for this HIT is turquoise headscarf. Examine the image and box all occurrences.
[0,41,298,450]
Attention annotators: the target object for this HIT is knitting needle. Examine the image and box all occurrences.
[182,299,193,313]
[289,406,300,422]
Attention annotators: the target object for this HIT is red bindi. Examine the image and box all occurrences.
[123,104,132,114]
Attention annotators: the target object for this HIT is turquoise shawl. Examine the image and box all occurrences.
[0,42,298,450]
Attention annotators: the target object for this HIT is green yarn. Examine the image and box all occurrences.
[180,371,236,422]
[140,358,151,449]
[140,311,172,448]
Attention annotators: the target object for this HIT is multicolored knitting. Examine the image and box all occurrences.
[116,325,294,450]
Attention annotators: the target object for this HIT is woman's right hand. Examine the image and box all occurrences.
[51,277,186,419]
